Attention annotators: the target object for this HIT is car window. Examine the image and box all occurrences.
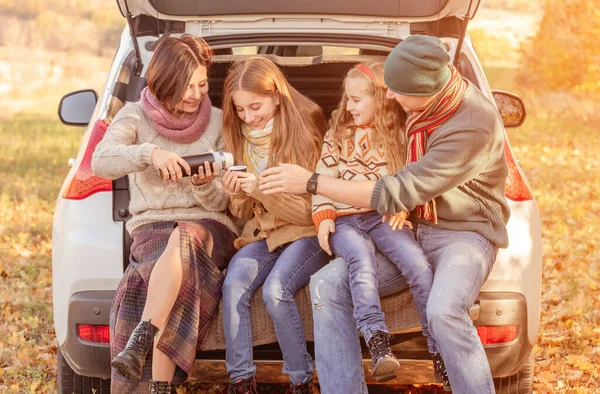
[231,46,259,55]
[229,45,361,57]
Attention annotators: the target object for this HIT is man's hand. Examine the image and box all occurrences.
[381,211,412,231]
[318,219,336,256]
[259,163,312,195]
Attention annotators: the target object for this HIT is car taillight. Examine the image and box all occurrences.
[77,324,110,343]
[477,324,518,345]
[62,119,112,200]
[504,138,533,201]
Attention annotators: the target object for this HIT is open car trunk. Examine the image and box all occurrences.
[117,0,481,21]
[110,52,424,354]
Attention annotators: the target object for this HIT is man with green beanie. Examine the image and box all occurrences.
[258,34,509,394]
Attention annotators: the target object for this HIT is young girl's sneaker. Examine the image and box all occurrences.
[432,352,451,391]
[366,331,400,382]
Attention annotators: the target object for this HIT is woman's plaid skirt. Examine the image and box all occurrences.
[109,220,236,393]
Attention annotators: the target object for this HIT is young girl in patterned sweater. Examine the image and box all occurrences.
[312,62,448,386]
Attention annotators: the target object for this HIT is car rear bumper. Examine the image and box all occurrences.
[60,291,114,379]
[61,291,531,383]
[476,292,532,378]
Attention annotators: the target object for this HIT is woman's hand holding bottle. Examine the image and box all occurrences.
[151,148,191,182]
[191,161,220,186]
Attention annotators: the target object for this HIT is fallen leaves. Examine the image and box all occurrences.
[509,109,600,393]
[0,117,69,393]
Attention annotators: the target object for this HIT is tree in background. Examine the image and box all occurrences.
[518,0,600,96]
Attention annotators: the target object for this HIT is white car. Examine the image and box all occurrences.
[53,1,541,393]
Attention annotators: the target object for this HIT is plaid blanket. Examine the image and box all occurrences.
[109,220,236,393]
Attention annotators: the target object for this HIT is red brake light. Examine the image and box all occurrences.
[477,325,518,345]
[62,120,112,200]
[504,138,533,201]
[77,324,110,343]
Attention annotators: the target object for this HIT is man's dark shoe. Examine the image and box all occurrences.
[149,380,173,394]
[432,352,451,391]
[228,377,258,394]
[111,319,159,380]
[289,380,319,394]
[366,331,400,382]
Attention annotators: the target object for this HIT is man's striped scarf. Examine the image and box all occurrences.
[405,65,467,224]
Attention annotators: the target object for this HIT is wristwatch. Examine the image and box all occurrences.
[306,173,320,195]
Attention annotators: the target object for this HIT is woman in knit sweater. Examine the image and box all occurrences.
[218,57,329,394]
[91,35,238,394]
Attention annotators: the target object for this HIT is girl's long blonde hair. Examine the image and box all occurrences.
[222,57,326,170]
[329,62,407,173]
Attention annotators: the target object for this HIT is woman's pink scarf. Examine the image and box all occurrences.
[140,87,212,144]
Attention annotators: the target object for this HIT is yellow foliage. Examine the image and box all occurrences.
[519,0,600,97]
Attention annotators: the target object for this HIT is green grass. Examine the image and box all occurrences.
[0,116,80,394]
[1,115,84,202]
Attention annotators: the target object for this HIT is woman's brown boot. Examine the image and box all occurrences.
[149,380,173,394]
[111,319,159,380]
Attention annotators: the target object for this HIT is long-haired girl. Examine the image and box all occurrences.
[220,57,329,394]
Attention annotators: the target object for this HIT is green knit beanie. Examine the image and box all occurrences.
[384,35,451,97]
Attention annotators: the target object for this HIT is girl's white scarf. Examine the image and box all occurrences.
[242,118,274,175]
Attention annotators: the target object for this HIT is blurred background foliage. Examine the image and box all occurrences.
[0,0,597,110]
[519,0,600,96]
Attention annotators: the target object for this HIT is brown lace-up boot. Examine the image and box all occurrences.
[111,319,159,380]
[149,380,173,394]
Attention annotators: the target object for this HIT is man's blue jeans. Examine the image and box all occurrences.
[222,237,329,385]
[310,224,498,394]
[329,212,434,349]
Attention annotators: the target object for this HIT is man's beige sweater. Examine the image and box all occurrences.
[91,102,238,235]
